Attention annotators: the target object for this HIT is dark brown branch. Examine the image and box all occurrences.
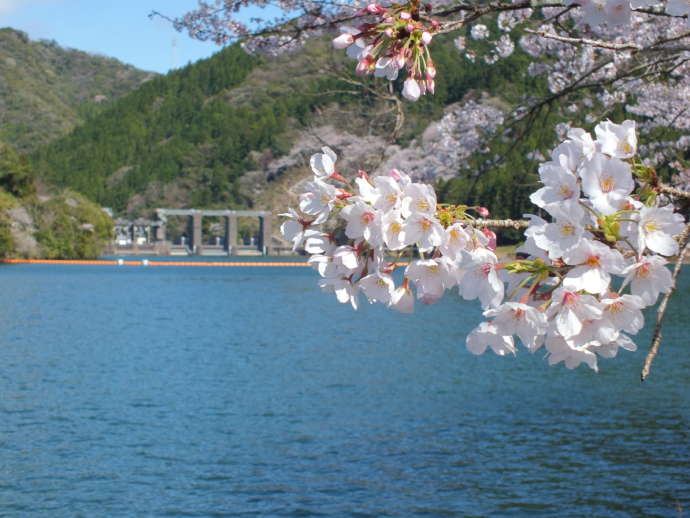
[431,1,562,21]
[641,223,690,382]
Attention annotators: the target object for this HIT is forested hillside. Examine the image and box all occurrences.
[0,142,113,259]
[31,31,560,219]
[0,28,153,153]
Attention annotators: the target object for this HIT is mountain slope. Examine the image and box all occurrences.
[31,32,558,220]
[0,27,154,153]
[0,142,112,259]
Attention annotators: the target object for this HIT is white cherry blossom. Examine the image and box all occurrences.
[333,244,364,272]
[374,57,400,80]
[545,333,599,372]
[529,163,583,219]
[400,213,444,252]
[637,204,685,256]
[457,248,504,309]
[299,179,338,222]
[406,259,454,305]
[466,321,516,356]
[319,274,359,310]
[562,239,626,294]
[390,283,415,314]
[381,210,407,250]
[580,153,635,215]
[279,208,319,251]
[600,293,646,336]
[310,147,338,178]
[595,120,637,159]
[401,182,437,218]
[439,223,470,260]
[372,176,404,212]
[623,256,674,305]
[341,201,384,247]
[484,302,548,351]
[547,286,604,339]
[359,271,396,304]
[303,232,333,255]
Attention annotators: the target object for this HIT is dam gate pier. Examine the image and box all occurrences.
[113,209,273,256]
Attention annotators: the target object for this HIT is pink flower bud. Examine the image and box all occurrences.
[399,11,411,20]
[477,206,490,218]
[405,23,415,33]
[395,54,406,69]
[426,63,436,79]
[425,78,435,94]
[332,33,354,49]
[355,56,374,75]
[331,172,348,184]
[366,3,387,14]
[384,16,395,23]
[384,27,394,38]
[421,31,432,45]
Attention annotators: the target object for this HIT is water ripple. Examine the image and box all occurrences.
[0,264,688,517]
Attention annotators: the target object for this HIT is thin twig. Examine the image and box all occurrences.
[525,29,690,53]
[641,223,690,382]
[467,218,529,229]
[659,183,690,201]
[525,29,642,51]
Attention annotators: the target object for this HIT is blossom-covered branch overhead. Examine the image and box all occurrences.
[281,120,687,373]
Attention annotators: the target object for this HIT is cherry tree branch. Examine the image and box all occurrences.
[431,1,563,34]
[526,28,690,53]
[515,53,688,127]
[658,183,690,200]
[332,74,405,140]
[468,218,529,229]
[641,223,690,381]
[524,29,643,51]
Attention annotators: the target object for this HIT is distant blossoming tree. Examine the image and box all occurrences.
[162,1,690,378]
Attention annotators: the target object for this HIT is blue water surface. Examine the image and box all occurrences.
[0,260,689,517]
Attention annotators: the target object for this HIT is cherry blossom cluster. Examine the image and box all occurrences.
[332,3,439,101]
[281,120,687,371]
[280,145,500,313]
[327,1,688,102]
[478,119,685,371]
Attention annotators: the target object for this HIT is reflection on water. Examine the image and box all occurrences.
[1,262,689,517]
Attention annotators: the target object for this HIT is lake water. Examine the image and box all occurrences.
[1,259,689,517]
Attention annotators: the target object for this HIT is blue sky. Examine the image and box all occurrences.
[0,0,241,73]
